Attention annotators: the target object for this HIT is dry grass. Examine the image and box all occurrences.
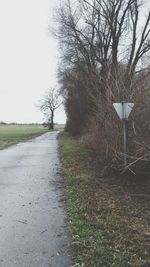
[60,132,150,267]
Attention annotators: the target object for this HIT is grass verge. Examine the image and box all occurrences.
[59,131,150,267]
[0,125,49,149]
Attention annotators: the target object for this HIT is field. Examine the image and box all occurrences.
[0,125,49,149]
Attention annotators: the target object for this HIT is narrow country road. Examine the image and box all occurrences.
[0,132,71,267]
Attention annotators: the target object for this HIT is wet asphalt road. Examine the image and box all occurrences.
[0,131,71,267]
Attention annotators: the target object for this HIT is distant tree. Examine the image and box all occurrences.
[0,121,7,125]
[39,88,61,130]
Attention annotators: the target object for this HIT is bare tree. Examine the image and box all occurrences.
[55,0,150,82]
[39,88,61,130]
[54,0,150,171]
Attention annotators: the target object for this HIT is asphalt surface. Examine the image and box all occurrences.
[0,131,71,267]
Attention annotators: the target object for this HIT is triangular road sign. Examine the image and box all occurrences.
[113,102,134,120]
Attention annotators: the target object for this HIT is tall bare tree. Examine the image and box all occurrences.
[55,0,150,128]
[54,0,150,170]
[39,88,61,130]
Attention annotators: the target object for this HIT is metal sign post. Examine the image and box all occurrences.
[122,102,127,167]
[113,102,134,167]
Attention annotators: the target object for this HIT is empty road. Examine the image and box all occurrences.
[0,132,71,267]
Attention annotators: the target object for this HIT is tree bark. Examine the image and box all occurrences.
[50,110,54,130]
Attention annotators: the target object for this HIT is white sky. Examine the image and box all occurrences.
[0,1,149,124]
[0,0,66,124]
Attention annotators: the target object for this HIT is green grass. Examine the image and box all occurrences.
[0,125,49,149]
[59,132,85,157]
[59,132,150,267]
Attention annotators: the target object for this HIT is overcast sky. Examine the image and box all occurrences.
[0,1,149,124]
[0,0,66,124]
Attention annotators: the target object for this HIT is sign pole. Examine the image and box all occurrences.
[122,102,127,167]
[113,102,134,168]
[123,119,127,167]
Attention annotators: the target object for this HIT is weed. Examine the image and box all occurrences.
[59,132,150,267]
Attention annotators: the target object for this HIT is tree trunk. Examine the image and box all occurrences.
[50,110,54,130]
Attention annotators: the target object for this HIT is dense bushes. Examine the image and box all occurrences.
[55,0,150,173]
